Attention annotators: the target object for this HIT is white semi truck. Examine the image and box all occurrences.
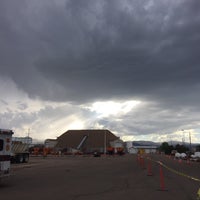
[0,129,13,179]
[0,129,30,180]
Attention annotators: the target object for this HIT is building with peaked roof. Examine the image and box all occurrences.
[55,129,120,153]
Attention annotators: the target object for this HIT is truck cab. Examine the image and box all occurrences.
[0,129,13,179]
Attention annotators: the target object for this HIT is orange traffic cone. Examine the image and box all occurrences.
[158,163,167,191]
[147,159,153,176]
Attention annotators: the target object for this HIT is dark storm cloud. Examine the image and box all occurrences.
[0,0,200,105]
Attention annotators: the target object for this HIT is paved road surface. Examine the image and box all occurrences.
[0,154,199,200]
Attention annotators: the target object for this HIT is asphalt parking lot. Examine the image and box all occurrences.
[0,154,200,200]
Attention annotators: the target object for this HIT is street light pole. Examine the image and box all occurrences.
[104,130,107,155]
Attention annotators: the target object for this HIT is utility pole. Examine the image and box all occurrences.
[189,132,192,152]
[182,129,185,145]
[104,130,107,155]
[28,128,30,138]
[27,128,31,146]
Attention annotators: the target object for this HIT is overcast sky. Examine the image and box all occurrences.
[1,0,200,143]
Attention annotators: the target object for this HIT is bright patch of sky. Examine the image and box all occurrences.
[85,100,141,117]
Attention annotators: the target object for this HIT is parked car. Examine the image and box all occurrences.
[93,151,101,157]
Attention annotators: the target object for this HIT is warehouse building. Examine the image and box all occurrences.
[44,139,57,148]
[55,129,123,154]
[126,141,158,154]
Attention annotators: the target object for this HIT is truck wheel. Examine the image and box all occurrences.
[23,154,29,163]
[17,155,23,163]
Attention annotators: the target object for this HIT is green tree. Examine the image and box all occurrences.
[159,142,174,155]
[196,145,200,151]
[175,144,189,153]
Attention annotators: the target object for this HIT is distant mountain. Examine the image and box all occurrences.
[170,141,200,148]
[126,140,200,147]
[129,140,160,147]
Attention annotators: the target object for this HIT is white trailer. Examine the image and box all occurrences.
[0,129,13,179]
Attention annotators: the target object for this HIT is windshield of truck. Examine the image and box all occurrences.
[0,139,3,151]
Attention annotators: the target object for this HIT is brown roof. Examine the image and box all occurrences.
[56,129,119,151]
